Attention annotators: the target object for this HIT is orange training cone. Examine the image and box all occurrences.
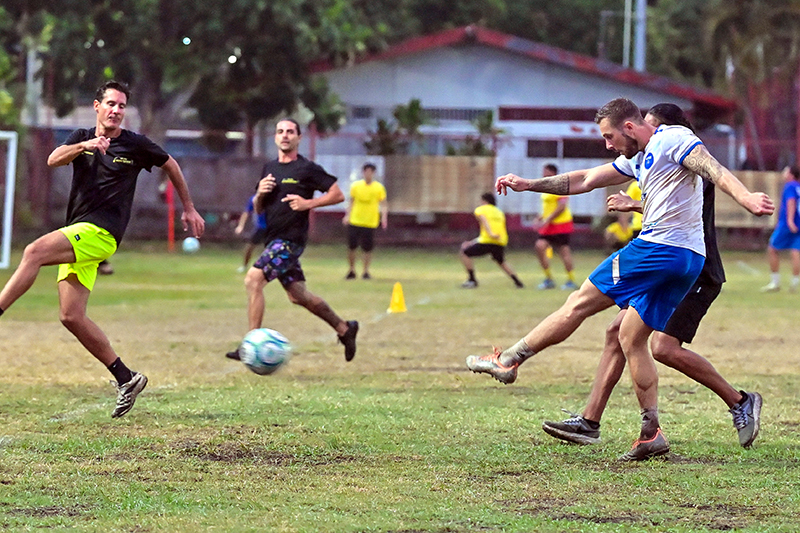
[387,282,407,313]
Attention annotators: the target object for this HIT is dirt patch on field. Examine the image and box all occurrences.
[5,504,89,518]
[174,439,360,466]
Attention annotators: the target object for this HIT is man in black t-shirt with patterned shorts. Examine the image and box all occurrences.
[0,81,205,418]
[225,119,359,362]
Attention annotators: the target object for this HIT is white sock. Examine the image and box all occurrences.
[792,276,799,287]
[771,273,781,285]
[500,338,536,366]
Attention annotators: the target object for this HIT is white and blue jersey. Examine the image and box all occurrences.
[612,125,705,257]
[590,125,707,332]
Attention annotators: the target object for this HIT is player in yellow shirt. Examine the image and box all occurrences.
[343,163,388,279]
[604,212,634,250]
[625,181,642,237]
[459,193,524,288]
[536,164,578,290]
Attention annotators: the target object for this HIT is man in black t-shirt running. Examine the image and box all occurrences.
[0,81,205,418]
[226,119,359,362]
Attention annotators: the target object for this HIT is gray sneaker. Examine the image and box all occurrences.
[542,410,600,445]
[618,428,670,461]
[730,391,762,447]
[111,372,148,418]
[465,347,518,384]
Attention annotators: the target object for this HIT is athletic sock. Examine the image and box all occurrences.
[566,270,576,282]
[467,269,476,282]
[108,357,133,385]
[792,276,799,288]
[499,338,536,366]
[543,267,552,279]
[0,307,4,317]
[584,418,601,429]
[771,273,780,285]
[511,274,523,287]
[640,408,660,440]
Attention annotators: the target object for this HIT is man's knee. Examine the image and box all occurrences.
[244,270,265,292]
[650,333,680,364]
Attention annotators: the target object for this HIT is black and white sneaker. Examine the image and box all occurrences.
[542,410,601,445]
[111,372,148,418]
[338,320,359,362]
[730,390,762,447]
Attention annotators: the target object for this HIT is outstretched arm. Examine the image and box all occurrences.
[682,144,774,216]
[496,163,630,196]
[161,156,206,237]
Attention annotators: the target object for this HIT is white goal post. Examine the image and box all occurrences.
[0,130,18,269]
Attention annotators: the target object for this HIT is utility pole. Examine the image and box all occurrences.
[633,0,647,72]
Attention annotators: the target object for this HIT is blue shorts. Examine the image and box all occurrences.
[768,226,800,250]
[589,239,704,332]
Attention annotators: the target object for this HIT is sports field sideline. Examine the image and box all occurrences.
[1,243,799,532]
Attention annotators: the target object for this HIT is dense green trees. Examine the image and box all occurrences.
[1,0,798,161]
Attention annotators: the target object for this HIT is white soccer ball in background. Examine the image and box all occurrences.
[182,236,201,253]
[239,328,292,375]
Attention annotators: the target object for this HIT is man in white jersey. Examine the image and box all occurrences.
[466,98,774,461]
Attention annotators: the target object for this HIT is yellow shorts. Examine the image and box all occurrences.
[57,222,117,291]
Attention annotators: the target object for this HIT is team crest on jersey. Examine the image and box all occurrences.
[282,178,299,184]
[644,153,654,169]
[113,157,134,165]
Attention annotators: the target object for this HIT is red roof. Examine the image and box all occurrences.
[310,25,735,117]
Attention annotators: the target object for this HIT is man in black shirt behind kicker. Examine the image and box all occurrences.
[226,119,359,363]
[0,80,205,418]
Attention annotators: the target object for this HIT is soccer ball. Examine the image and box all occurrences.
[239,328,291,375]
[182,236,200,253]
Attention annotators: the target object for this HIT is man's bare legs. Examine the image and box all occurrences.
[243,269,358,360]
[58,275,119,366]
[0,230,76,312]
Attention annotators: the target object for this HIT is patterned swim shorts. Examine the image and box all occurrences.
[253,239,306,288]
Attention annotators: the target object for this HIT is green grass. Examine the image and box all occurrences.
[1,243,799,531]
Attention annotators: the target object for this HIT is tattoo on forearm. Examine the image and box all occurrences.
[683,145,724,184]
[530,173,570,195]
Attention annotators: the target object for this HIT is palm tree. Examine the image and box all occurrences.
[706,0,800,168]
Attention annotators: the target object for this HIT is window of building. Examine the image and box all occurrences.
[527,140,558,158]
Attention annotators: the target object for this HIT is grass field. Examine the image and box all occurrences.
[1,242,799,532]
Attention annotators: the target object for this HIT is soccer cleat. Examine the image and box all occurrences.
[514,280,525,289]
[225,348,241,361]
[560,280,578,291]
[338,320,359,362]
[465,347,518,384]
[362,272,371,280]
[461,280,478,288]
[618,427,670,461]
[542,410,601,445]
[537,278,556,290]
[236,266,246,273]
[111,372,148,418]
[730,390,762,447]
[345,271,357,280]
[760,281,780,293]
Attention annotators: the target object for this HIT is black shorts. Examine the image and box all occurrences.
[662,280,722,344]
[249,227,268,245]
[348,225,376,252]
[463,242,505,263]
[539,233,571,248]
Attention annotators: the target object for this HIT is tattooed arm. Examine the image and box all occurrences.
[495,163,629,196]
[682,144,774,216]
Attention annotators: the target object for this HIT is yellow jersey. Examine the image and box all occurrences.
[348,180,387,228]
[625,182,643,232]
[474,204,508,246]
[606,221,634,244]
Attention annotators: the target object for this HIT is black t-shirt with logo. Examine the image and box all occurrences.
[257,155,337,246]
[62,128,169,244]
